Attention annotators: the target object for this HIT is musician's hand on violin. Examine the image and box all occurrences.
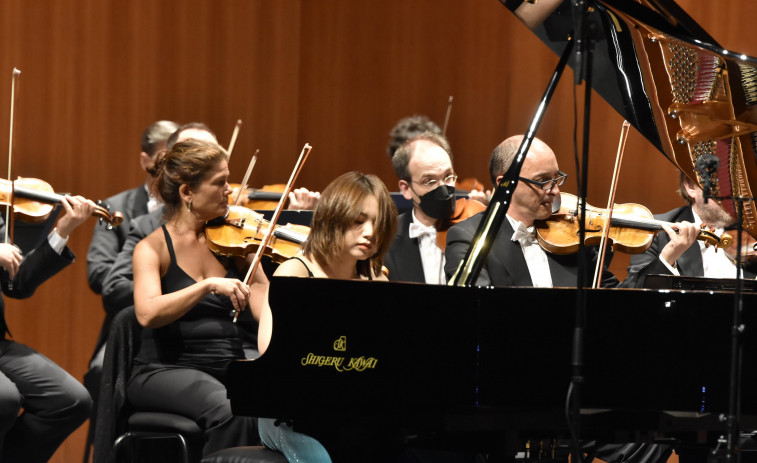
[467,189,490,206]
[56,195,97,238]
[0,243,22,280]
[659,221,699,267]
[287,187,320,210]
[208,277,251,314]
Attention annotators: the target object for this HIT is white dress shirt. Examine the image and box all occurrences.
[507,214,553,287]
[146,184,162,213]
[660,208,740,278]
[408,210,446,284]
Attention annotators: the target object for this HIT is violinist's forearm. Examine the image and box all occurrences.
[135,280,214,328]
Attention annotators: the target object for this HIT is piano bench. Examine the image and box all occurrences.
[201,446,288,463]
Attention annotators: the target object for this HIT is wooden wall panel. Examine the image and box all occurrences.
[0,1,752,461]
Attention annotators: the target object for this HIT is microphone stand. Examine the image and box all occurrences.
[567,3,596,462]
[721,193,751,463]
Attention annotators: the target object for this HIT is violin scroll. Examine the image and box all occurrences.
[95,200,124,229]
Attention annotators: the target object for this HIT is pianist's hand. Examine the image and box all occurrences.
[659,221,699,268]
[208,277,251,313]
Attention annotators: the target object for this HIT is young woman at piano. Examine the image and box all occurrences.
[130,139,268,456]
[257,171,398,462]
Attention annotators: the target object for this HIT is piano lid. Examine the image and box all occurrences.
[501,0,757,238]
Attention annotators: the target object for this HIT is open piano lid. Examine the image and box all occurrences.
[502,0,757,237]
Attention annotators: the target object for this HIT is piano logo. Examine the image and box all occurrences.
[299,336,378,373]
[333,336,347,351]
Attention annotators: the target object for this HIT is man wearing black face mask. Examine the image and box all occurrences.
[385,132,460,284]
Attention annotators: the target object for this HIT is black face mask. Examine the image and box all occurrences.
[415,184,456,220]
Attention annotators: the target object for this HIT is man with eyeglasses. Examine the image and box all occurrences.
[445,134,618,288]
[385,132,482,284]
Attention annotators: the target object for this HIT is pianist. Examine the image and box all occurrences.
[444,135,619,287]
[257,171,397,462]
[624,172,757,287]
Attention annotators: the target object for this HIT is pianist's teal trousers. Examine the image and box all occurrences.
[259,418,332,463]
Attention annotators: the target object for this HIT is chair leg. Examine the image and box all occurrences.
[82,366,101,463]
[112,431,193,463]
[112,432,136,463]
[177,433,190,463]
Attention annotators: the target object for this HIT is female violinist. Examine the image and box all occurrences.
[257,171,398,462]
[0,194,97,462]
[129,139,268,456]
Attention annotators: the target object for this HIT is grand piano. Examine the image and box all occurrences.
[228,279,757,460]
[227,1,757,461]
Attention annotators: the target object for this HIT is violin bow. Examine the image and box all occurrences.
[226,119,242,161]
[592,120,630,288]
[442,95,453,136]
[233,149,259,206]
[233,143,312,322]
[5,68,20,248]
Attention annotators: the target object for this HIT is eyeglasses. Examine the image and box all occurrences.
[518,171,567,191]
[411,174,458,189]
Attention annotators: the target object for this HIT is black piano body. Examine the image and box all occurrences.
[227,277,757,458]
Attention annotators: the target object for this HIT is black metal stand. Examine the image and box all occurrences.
[448,38,574,286]
[725,197,747,463]
[567,4,596,463]
[704,193,754,463]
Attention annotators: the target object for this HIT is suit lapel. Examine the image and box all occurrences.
[391,212,425,283]
[491,221,533,286]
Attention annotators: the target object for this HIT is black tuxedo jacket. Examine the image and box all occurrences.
[625,205,757,288]
[384,211,426,283]
[92,208,163,356]
[87,185,149,294]
[0,218,74,337]
[444,212,619,288]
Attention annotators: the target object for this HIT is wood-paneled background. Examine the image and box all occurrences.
[0,1,754,461]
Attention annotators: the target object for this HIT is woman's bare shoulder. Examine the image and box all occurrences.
[274,257,313,277]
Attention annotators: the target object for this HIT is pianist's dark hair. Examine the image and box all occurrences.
[387,115,443,158]
[148,139,228,218]
[302,172,398,279]
[392,132,452,182]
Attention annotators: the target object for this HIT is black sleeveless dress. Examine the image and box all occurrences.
[133,225,245,381]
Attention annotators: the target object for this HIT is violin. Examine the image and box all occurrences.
[0,177,123,227]
[721,229,757,262]
[536,193,732,255]
[229,183,286,210]
[436,197,487,249]
[455,177,486,192]
[205,205,310,263]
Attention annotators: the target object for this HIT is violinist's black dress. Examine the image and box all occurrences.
[127,225,258,455]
